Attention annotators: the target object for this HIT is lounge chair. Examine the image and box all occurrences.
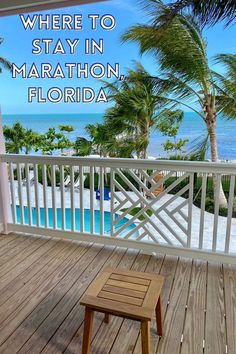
[153,173,164,196]
[63,175,71,187]
[66,175,86,190]
[96,187,110,200]
[22,171,34,186]
[146,173,164,198]
[74,175,86,191]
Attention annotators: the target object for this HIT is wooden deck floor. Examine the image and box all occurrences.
[0,234,235,354]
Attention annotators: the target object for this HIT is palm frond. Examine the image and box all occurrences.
[0,57,12,71]
[168,0,236,26]
[188,132,210,160]
[122,1,210,84]
[211,55,236,120]
[215,54,236,81]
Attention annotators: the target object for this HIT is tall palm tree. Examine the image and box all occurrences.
[122,1,236,207]
[103,62,183,159]
[168,0,236,26]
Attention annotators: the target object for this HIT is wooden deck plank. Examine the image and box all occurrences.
[109,254,165,354]
[133,255,179,354]
[223,264,236,353]
[155,258,193,354]
[223,264,236,354]
[0,240,84,346]
[0,239,79,306]
[0,242,100,354]
[14,243,112,353]
[181,260,207,354]
[63,249,139,354]
[0,235,234,354]
[205,263,226,354]
[38,248,129,354]
[0,240,76,326]
[22,247,125,353]
[0,234,19,251]
[0,236,39,265]
[0,236,47,278]
[0,238,60,292]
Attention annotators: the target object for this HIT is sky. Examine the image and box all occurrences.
[0,0,235,115]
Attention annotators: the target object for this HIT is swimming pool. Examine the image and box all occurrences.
[15,206,137,236]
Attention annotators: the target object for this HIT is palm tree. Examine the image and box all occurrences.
[22,129,42,154]
[57,134,73,155]
[59,125,75,154]
[103,62,183,159]
[0,38,12,73]
[3,122,25,154]
[122,1,236,207]
[168,0,236,26]
[74,123,115,157]
[74,137,93,156]
[39,127,72,155]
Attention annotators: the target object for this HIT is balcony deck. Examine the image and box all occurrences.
[0,233,235,354]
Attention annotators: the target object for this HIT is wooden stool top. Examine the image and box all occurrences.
[80,268,164,321]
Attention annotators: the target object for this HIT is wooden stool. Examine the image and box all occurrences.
[80,267,164,354]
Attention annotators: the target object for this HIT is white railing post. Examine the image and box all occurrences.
[0,110,12,234]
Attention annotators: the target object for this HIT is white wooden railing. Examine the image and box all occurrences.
[0,154,236,263]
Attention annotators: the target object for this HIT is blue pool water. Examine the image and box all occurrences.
[16,206,136,236]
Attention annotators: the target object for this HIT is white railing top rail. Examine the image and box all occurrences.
[1,153,236,174]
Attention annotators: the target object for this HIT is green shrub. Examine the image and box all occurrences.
[121,207,153,221]
[204,196,215,213]
[219,207,228,217]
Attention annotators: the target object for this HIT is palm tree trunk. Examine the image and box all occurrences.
[207,116,228,208]
[47,165,52,186]
[208,124,218,162]
[139,129,149,207]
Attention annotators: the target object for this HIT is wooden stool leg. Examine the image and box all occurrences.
[82,307,94,354]
[155,296,163,336]
[104,313,111,324]
[141,320,150,354]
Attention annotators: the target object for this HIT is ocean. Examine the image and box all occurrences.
[2,112,236,160]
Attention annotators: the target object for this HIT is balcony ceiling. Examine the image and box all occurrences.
[0,0,103,17]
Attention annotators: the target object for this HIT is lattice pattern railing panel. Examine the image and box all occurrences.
[111,168,194,246]
[1,154,236,257]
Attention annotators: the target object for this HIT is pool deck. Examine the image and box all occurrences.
[0,233,235,354]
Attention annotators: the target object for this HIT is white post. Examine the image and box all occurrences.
[0,109,12,234]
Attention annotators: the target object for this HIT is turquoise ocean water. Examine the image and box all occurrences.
[2,112,236,160]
